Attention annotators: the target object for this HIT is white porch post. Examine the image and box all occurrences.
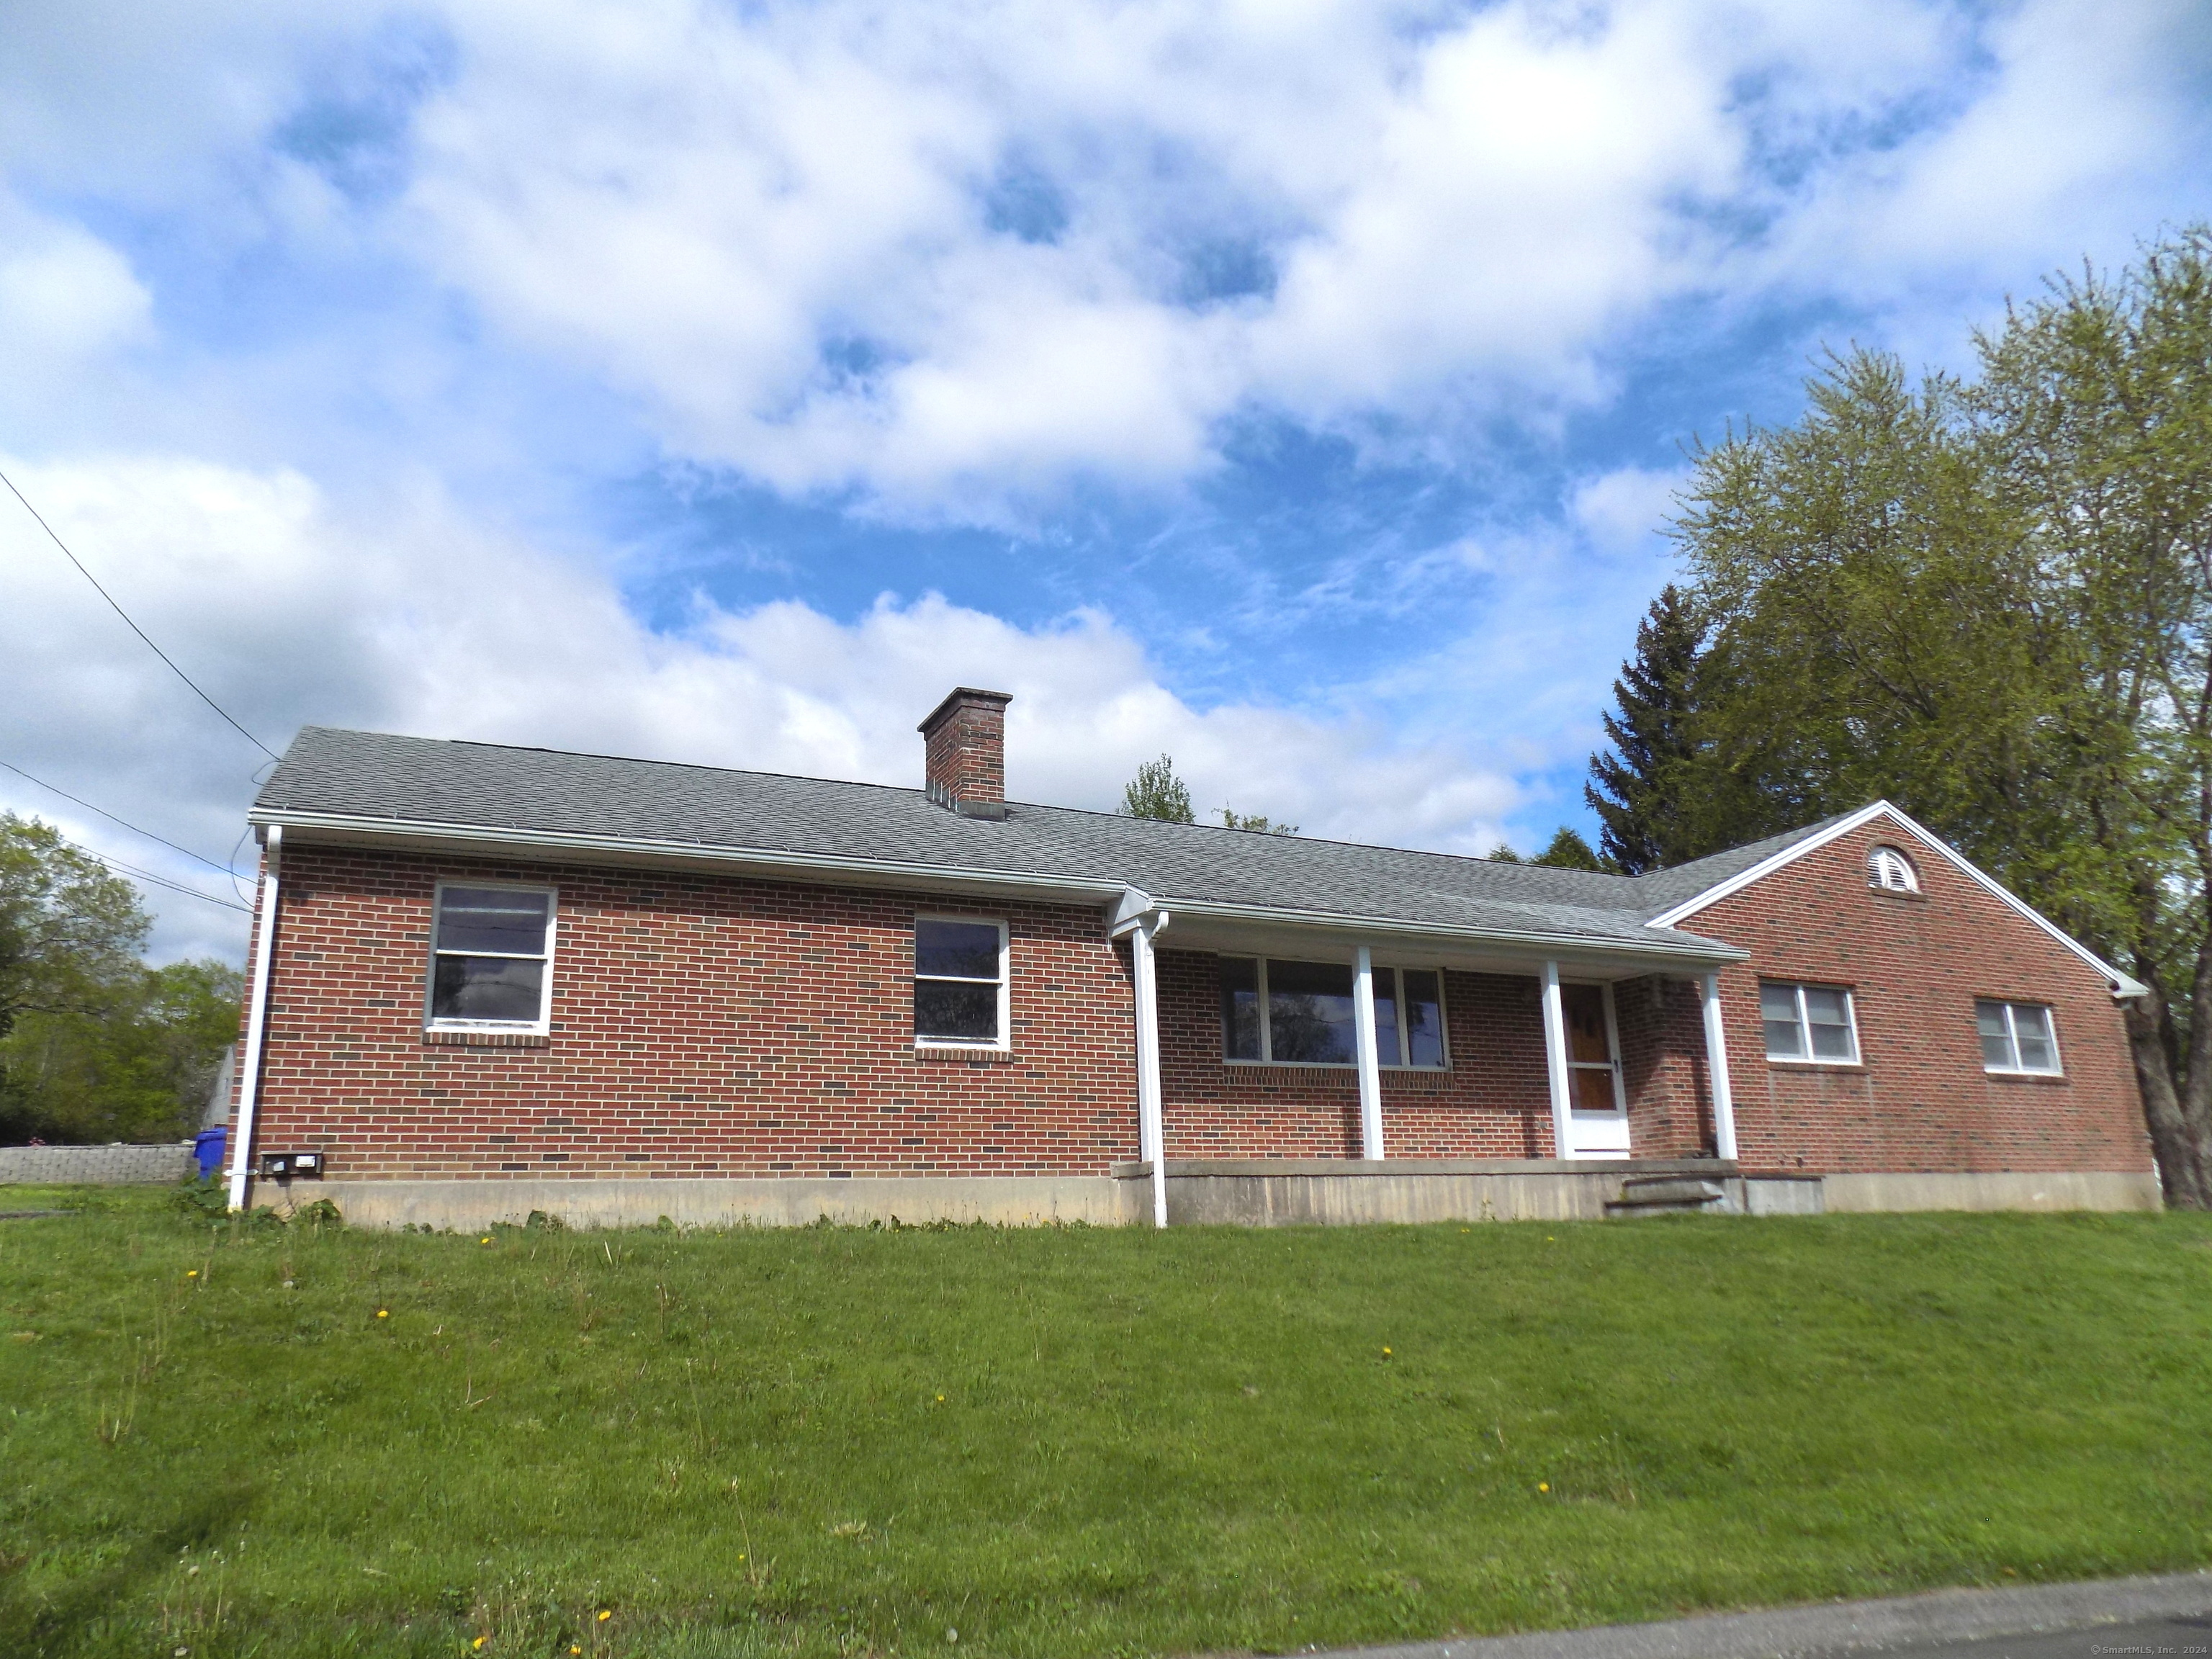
[1540,960,1574,1161]
[227,826,283,1211]
[1129,914,1169,1228]
[1700,971,1740,1161]
[1352,945,1385,1160]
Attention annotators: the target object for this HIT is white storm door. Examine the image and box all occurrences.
[1561,982,1629,1156]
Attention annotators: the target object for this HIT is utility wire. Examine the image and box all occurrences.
[0,758,241,878]
[56,831,253,915]
[0,465,282,763]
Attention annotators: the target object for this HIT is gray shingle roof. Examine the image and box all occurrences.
[254,727,1808,956]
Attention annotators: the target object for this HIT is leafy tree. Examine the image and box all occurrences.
[0,814,147,1038]
[0,814,243,1145]
[1,959,243,1144]
[1121,755,1195,823]
[1671,228,2212,1205]
[1220,808,1298,835]
[1488,827,1611,870]
[1586,584,1708,873]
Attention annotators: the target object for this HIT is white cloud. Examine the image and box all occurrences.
[0,450,1521,961]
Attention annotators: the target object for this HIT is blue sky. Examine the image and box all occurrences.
[1,0,2208,966]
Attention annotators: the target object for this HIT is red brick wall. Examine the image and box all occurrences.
[1680,818,2151,1176]
[1152,950,1555,1159]
[238,842,1138,1181]
[1612,974,1714,1159]
[230,809,2152,1184]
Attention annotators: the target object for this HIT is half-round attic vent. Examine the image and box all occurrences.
[1868,844,1920,893]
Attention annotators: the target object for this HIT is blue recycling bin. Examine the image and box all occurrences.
[193,1127,227,1180]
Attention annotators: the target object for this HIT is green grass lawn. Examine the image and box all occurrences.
[4,1189,2211,1659]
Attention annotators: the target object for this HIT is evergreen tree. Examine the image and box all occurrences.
[1585,584,1706,873]
[1488,828,1609,870]
[1120,755,1195,823]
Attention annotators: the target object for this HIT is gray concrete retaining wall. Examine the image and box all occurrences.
[0,1142,196,1186]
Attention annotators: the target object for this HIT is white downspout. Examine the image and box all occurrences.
[226,825,282,1211]
[1701,971,1740,1162]
[1128,911,1170,1228]
[1540,960,1574,1161]
[1352,945,1385,1160]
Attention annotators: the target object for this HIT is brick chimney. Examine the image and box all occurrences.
[919,688,1012,819]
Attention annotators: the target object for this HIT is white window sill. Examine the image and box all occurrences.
[914,1040,1010,1055]
[1765,1056,1863,1069]
[427,1022,549,1036]
[1984,1066,2066,1079]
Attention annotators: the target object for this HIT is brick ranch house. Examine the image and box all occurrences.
[222,688,2159,1228]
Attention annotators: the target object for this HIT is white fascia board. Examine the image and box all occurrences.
[1645,801,2149,1001]
[252,811,1128,907]
[1163,896,1747,967]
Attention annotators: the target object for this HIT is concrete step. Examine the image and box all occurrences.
[1605,1176,1729,1218]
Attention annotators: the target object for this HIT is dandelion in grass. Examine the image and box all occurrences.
[481,1237,493,1246]
[1538,1482,1550,1493]
[377,1309,389,1319]
[1382,1346,1392,1359]
[598,1609,611,1622]
[186,1270,197,1279]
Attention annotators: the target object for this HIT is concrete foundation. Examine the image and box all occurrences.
[1820,1170,2162,1213]
[289,1174,1136,1231]
[248,1162,2163,1231]
[1118,1158,1737,1226]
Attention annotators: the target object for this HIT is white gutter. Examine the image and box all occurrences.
[226,825,282,1211]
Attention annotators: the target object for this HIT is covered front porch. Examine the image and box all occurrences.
[1110,886,1750,1227]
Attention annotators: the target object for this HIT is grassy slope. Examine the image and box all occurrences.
[3,1189,2211,1659]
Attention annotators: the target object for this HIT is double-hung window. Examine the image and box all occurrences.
[1219,957,1447,1068]
[1761,981,1858,1064]
[428,884,556,1031]
[1977,1000,2062,1076]
[914,917,1009,1049]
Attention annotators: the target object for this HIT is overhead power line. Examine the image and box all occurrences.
[0,758,240,878]
[0,464,282,763]
[55,831,253,915]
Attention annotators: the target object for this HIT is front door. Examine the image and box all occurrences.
[1561,982,1629,1156]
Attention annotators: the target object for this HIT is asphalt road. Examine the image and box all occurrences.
[1883,1611,2212,1658]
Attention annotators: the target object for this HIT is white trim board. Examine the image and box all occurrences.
[1643,801,2148,1000]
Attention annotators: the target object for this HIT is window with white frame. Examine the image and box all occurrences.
[428,884,556,1029]
[914,917,1008,1048]
[1219,957,1447,1068]
[1977,1000,2062,1075]
[1868,845,1920,893]
[1761,981,1859,1063]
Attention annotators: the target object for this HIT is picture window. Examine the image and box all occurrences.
[1219,957,1447,1068]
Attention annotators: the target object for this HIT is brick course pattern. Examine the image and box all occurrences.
[240,845,1138,1182]
[1681,822,2150,1177]
[920,691,1010,808]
